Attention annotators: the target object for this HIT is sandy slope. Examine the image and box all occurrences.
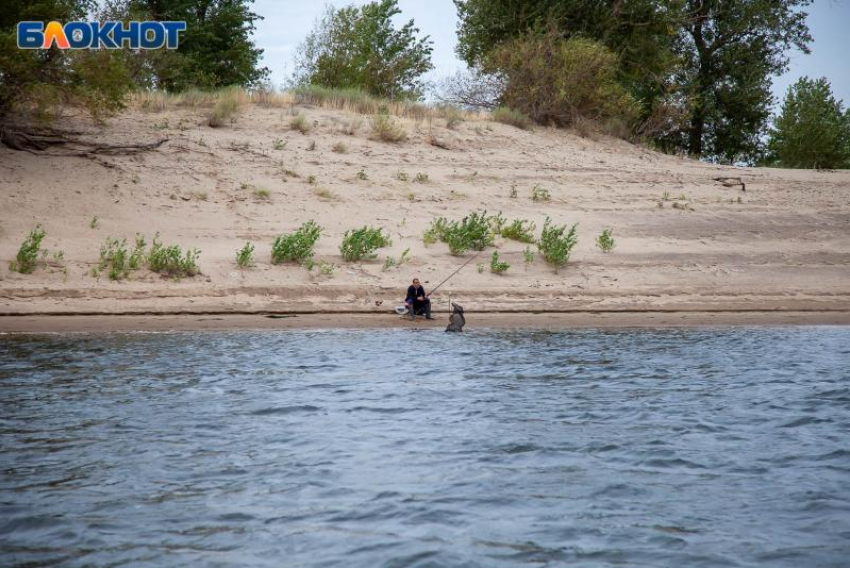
[1,102,848,320]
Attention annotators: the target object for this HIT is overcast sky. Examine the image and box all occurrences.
[252,0,850,108]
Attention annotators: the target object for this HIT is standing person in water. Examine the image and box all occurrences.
[405,278,433,320]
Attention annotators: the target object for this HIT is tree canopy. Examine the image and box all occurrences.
[292,0,433,100]
[454,0,813,162]
[765,77,850,169]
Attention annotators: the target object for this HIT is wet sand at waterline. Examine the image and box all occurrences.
[1,103,848,319]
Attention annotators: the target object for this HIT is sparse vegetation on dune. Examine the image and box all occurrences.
[148,236,201,278]
[9,225,46,274]
[490,251,509,273]
[290,114,312,134]
[501,219,536,243]
[424,211,498,255]
[596,228,616,253]
[206,87,246,127]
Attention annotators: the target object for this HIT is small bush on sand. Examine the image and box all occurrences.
[99,237,129,280]
[531,185,550,202]
[501,219,536,243]
[236,242,255,267]
[596,228,616,253]
[253,187,271,200]
[148,235,201,278]
[10,225,46,274]
[370,114,407,143]
[413,172,428,183]
[538,217,578,271]
[129,234,146,269]
[332,141,348,153]
[523,246,534,266]
[272,221,322,264]
[491,107,533,130]
[490,251,509,274]
[428,211,498,255]
[340,226,391,261]
[290,114,311,134]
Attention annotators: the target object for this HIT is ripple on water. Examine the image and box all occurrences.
[1,327,849,567]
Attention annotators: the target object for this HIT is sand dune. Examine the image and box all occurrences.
[1,102,848,322]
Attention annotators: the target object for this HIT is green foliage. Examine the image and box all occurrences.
[490,251,509,273]
[121,0,268,90]
[538,217,578,270]
[454,0,812,161]
[369,113,408,142]
[318,260,336,275]
[765,77,850,169]
[523,246,534,266]
[531,185,550,202]
[10,225,46,274]
[147,235,201,278]
[340,226,391,261]
[425,211,498,255]
[413,172,429,183]
[0,0,131,123]
[491,107,533,130]
[501,219,536,243]
[129,234,146,269]
[596,228,615,253]
[487,31,637,129]
[236,242,255,268]
[99,237,129,281]
[271,221,322,264]
[292,0,434,100]
[90,216,99,229]
[356,169,368,180]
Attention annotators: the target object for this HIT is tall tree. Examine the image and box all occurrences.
[673,0,812,162]
[765,77,850,169]
[126,0,268,90]
[292,0,433,100]
[454,0,678,113]
[0,0,131,125]
[454,0,813,162]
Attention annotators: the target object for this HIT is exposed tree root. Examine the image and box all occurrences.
[0,126,168,158]
[713,176,746,191]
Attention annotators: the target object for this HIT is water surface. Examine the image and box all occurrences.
[1,327,849,567]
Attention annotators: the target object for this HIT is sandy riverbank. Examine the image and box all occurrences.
[1,101,848,319]
[2,311,849,333]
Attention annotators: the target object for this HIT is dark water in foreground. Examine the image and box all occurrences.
[1,327,849,567]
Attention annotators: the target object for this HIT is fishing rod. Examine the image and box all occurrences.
[428,250,482,298]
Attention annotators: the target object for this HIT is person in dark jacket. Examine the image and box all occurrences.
[445,303,465,332]
[406,278,433,320]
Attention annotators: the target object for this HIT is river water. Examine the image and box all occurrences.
[1,327,849,567]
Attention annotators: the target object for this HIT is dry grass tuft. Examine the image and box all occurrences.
[370,114,408,143]
[290,114,311,134]
[491,106,533,130]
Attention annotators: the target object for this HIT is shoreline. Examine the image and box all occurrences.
[2,311,849,333]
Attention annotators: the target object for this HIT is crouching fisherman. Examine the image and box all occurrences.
[445,303,465,332]
[406,278,433,320]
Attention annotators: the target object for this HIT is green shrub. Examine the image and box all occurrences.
[10,225,46,274]
[596,228,615,253]
[99,237,129,280]
[423,217,450,245]
[501,219,536,243]
[271,221,322,264]
[148,235,201,278]
[370,114,408,142]
[490,251,509,274]
[523,246,534,266]
[538,217,578,270]
[488,31,637,130]
[424,211,498,255]
[531,185,550,202]
[413,172,429,183]
[491,106,533,130]
[340,226,391,261]
[129,234,147,269]
[237,242,255,267]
